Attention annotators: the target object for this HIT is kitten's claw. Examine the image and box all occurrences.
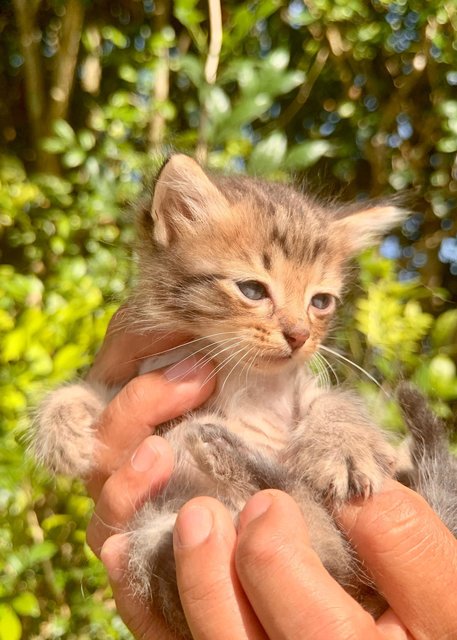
[283,434,396,505]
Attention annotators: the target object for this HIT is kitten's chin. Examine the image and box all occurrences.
[253,354,297,373]
[254,349,313,373]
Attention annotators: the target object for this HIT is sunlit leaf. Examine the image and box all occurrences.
[0,605,21,640]
[12,592,40,618]
[285,140,332,169]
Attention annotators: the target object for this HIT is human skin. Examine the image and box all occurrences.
[85,311,457,640]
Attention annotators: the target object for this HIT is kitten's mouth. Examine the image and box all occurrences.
[254,347,314,370]
[253,352,294,370]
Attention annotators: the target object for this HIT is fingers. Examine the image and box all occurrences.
[101,534,174,640]
[87,435,174,556]
[87,356,215,498]
[87,305,191,386]
[174,498,268,640]
[338,479,457,640]
[236,490,381,640]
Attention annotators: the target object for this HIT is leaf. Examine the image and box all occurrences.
[28,541,58,565]
[12,592,40,618]
[205,86,231,123]
[41,514,73,532]
[78,130,96,151]
[427,355,457,399]
[40,137,69,154]
[2,327,27,362]
[62,148,86,168]
[53,119,76,144]
[52,344,88,376]
[431,309,457,347]
[268,48,290,71]
[0,605,21,640]
[248,132,287,174]
[284,140,332,170]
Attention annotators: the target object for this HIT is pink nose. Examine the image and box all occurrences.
[283,327,310,351]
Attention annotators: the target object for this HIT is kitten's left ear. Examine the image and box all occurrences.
[333,204,408,254]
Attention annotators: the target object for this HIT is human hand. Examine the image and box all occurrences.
[100,480,457,640]
[84,307,215,499]
[87,309,457,639]
[84,308,216,639]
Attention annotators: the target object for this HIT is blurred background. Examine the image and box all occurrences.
[1,0,456,637]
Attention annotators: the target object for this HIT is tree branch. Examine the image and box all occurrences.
[48,0,85,125]
[12,0,47,153]
[149,0,171,152]
[196,0,222,164]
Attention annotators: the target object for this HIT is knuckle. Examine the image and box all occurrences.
[360,487,434,557]
[237,527,285,576]
[179,573,231,608]
[122,377,148,408]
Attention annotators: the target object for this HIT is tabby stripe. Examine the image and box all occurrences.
[179,273,225,287]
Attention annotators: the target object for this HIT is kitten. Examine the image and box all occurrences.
[34,154,432,637]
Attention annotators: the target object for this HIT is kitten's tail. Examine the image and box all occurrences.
[397,382,457,537]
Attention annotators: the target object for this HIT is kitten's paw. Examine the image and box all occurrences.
[191,423,240,470]
[323,442,395,502]
[285,436,396,504]
[33,383,105,477]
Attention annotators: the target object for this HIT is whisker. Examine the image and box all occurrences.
[319,345,388,394]
[219,345,255,396]
[201,341,250,388]
[124,331,243,367]
[166,337,243,381]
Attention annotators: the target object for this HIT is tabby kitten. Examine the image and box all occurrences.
[36,154,411,637]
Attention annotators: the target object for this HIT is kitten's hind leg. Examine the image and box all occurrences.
[129,502,191,639]
[182,420,290,500]
[32,382,107,477]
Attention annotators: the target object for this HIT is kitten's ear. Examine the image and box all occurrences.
[333,204,408,254]
[150,154,228,246]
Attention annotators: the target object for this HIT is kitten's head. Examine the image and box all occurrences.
[135,154,407,372]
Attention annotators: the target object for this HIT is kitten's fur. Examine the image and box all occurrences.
[33,155,455,638]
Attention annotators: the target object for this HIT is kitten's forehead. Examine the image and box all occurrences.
[215,176,336,271]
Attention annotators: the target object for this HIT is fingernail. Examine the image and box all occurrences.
[164,356,208,382]
[100,534,128,583]
[131,437,159,472]
[174,505,213,548]
[239,492,273,528]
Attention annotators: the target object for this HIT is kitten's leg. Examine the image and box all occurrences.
[282,390,396,503]
[128,418,249,639]
[128,503,192,639]
[32,382,108,477]
[128,416,286,637]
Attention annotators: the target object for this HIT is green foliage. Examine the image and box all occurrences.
[1,0,456,637]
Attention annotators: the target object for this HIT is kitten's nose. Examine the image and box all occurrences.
[283,327,310,351]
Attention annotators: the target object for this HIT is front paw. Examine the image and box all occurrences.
[33,383,105,477]
[284,437,396,503]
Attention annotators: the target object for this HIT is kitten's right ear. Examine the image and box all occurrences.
[150,154,229,246]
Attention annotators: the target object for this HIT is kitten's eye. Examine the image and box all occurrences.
[236,280,269,301]
[310,293,334,311]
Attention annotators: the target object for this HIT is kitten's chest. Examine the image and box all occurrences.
[204,366,317,454]
[138,350,320,454]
